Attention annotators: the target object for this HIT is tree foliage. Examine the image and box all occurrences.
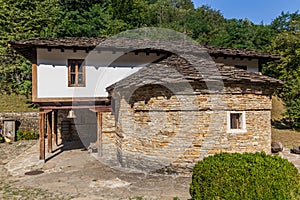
[270,11,300,33]
[263,11,300,128]
[0,0,62,95]
[110,0,149,28]
[265,28,300,127]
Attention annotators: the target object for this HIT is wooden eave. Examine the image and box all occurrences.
[39,105,112,112]
[209,52,281,64]
[33,97,111,104]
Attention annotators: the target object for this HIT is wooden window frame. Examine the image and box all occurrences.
[227,111,246,133]
[68,59,86,87]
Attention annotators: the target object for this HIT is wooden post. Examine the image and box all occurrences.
[31,48,38,102]
[47,112,52,153]
[53,110,58,146]
[97,112,103,157]
[39,113,45,160]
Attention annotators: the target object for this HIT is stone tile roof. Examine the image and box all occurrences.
[9,37,106,49]
[205,45,280,59]
[9,37,280,61]
[106,55,283,92]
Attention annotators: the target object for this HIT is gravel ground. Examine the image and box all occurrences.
[0,140,71,200]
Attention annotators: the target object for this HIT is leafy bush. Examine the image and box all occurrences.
[0,135,3,143]
[16,130,39,141]
[190,152,300,200]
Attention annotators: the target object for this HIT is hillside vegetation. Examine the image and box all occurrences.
[0,0,299,127]
[0,94,37,112]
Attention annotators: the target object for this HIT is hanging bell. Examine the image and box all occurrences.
[67,109,77,119]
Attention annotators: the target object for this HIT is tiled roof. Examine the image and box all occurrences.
[9,37,106,48]
[9,37,280,61]
[205,45,280,59]
[106,55,283,92]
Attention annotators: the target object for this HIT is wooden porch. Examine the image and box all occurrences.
[38,105,112,161]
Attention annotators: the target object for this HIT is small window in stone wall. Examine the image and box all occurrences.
[227,111,246,133]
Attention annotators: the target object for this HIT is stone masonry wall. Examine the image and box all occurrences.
[0,112,39,132]
[102,112,116,144]
[113,84,273,175]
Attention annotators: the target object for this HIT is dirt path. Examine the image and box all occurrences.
[0,140,70,199]
[2,140,299,200]
[1,141,191,200]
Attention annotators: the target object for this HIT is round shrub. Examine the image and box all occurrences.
[190,152,300,200]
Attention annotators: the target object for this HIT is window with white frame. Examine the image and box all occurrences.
[227,111,246,133]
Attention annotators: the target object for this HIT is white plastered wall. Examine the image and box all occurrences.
[213,57,259,72]
[37,48,164,98]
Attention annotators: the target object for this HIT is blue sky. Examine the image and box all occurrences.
[192,0,300,24]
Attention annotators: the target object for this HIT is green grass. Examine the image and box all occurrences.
[0,94,37,112]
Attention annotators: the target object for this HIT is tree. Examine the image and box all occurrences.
[0,0,62,95]
[170,0,194,10]
[110,0,148,28]
[186,6,226,45]
[270,11,300,33]
[58,3,125,37]
[59,0,105,11]
[264,28,300,128]
[214,19,256,49]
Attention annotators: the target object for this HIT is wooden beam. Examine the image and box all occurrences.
[97,112,103,157]
[40,108,53,114]
[33,97,110,103]
[89,106,112,113]
[47,112,52,153]
[53,110,58,146]
[39,113,45,160]
[39,105,111,111]
[32,48,37,102]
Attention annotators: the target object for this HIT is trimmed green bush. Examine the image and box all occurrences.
[190,152,300,200]
[16,130,39,141]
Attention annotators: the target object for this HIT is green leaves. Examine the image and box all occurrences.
[270,11,300,33]
[0,0,63,95]
[264,18,300,128]
[190,152,300,200]
[16,130,39,140]
[110,0,148,29]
